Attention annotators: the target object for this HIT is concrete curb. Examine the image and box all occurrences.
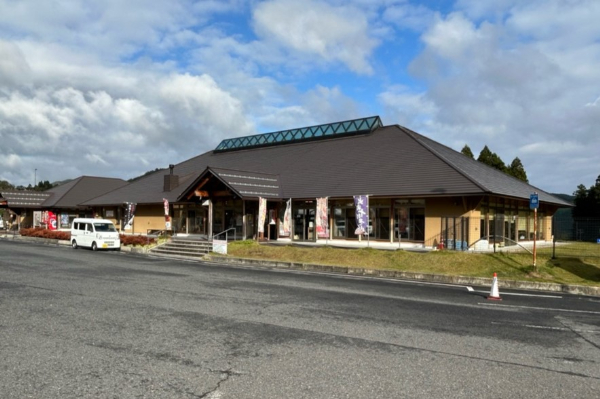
[3,235,598,297]
[0,235,150,254]
[206,255,600,297]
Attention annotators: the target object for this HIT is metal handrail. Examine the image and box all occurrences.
[470,235,532,254]
[146,229,173,237]
[212,227,237,242]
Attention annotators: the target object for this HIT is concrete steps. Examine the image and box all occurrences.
[150,238,212,260]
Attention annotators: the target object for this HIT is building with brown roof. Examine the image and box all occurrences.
[0,176,128,230]
[81,116,570,249]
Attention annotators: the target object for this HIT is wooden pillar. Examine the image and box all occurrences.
[390,199,395,244]
[208,199,213,238]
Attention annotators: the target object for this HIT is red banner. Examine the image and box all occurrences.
[47,211,57,230]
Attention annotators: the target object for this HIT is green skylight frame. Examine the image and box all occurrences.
[215,116,383,152]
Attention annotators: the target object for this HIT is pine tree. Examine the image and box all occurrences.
[34,180,53,191]
[461,145,474,159]
[507,157,528,182]
[572,177,600,217]
[477,145,493,164]
[477,146,506,172]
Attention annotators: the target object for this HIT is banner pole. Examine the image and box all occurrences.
[533,207,537,272]
[367,195,370,248]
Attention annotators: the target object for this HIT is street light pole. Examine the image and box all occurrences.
[34,168,37,188]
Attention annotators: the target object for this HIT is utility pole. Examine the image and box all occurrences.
[34,168,37,188]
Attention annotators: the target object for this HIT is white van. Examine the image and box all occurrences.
[71,218,120,251]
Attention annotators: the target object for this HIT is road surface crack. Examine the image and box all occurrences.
[197,368,243,398]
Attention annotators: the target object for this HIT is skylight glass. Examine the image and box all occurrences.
[215,116,382,152]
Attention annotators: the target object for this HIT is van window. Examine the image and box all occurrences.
[86,223,93,232]
[94,223,116,232]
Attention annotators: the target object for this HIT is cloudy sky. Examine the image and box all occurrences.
[0,0,598,194]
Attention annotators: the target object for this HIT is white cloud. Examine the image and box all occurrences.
[383,4,600,192]
[252,0,378,74]
[1,0,597,195]
[0,39,31,87]
[258,85,361,131]
[158,73,255,143]
[379,85,437,128]
[0,71,255,185]
[382,2,437,32]
[0,0,244,60]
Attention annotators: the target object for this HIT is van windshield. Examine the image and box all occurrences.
[94,223,116,232]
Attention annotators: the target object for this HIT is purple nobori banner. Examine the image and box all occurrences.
[353,195,369,236]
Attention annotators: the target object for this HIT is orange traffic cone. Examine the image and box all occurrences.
[487,272,502,300]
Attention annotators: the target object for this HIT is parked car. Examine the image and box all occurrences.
[71,218,121,251]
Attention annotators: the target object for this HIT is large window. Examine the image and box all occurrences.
[480,198,546,242]
[394,199,425,241]
[369,199,391,240]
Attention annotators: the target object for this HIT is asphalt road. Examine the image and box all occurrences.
[1,239,599,398]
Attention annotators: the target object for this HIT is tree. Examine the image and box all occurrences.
[34,180,54,191]
[477,145,506,172]
[507,157,528,182]
[572,176,600,217]
[461,145,474,159]
[0,180,14,190]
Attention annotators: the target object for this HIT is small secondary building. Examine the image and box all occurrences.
[79,116,570,249]
[0,176,128,230]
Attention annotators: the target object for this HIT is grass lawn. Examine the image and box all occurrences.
[227,241,600,287]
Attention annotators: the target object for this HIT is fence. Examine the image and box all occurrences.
[551,215,600,258]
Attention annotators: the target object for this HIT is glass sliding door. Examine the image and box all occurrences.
[369,200,391,240]
[292,201,316,241]
[172,204,207,235]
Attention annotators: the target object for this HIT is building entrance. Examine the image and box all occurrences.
[173,204,208,236]
[292,201,316,241]
[394,201,425,242]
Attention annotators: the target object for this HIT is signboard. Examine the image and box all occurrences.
[529,193,539,209]
[212,239,227,254]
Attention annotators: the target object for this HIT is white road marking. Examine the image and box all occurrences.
[479,302,600,315]
[469,288,562,298]
[491,321,599,333]
[277,268,474,290]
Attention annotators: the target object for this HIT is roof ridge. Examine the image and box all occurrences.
[396,125,491,193]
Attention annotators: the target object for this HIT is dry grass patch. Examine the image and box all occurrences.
[226,241,600,287]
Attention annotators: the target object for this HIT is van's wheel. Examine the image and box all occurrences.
[91,242,98,251]
[72,240,78,249]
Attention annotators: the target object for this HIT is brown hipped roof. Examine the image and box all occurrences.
[42,176,128,208]
[0,176,128,210]
[0,191,52,208]
[81,122,571,207]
